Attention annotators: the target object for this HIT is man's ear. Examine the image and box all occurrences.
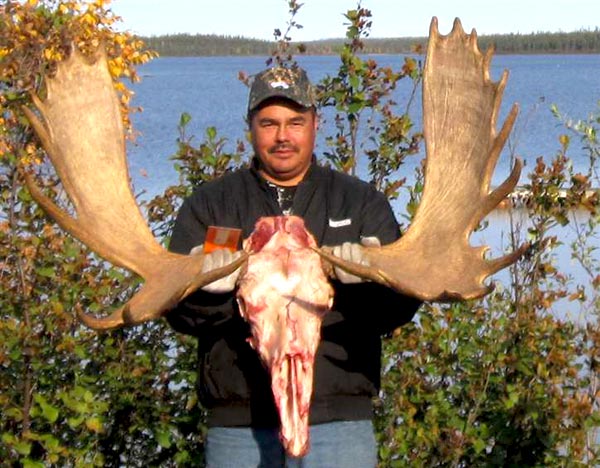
[247,119,255,145]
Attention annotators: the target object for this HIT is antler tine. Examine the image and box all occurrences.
[22,45,246,329]
[319,17,527,302]
[75,254,247,329]
[477,105,521,219]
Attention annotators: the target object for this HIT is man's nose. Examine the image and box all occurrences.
[275,124,290,141]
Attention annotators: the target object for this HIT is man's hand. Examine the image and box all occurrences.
[191,246,243,294]
[331,236,380,284]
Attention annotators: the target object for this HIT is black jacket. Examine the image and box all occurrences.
[167,159,421,427]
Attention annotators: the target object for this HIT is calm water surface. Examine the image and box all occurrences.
[126,54,600,198]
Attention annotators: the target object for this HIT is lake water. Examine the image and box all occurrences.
[125,54,600,318]
[126,54,600,199]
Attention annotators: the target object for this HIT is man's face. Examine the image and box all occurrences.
[250,99,318,187]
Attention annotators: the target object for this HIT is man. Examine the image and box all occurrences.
[167,66,421,467]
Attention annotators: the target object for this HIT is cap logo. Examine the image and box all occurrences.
[270,80,291,89]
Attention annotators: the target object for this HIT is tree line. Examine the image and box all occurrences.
[140,29,600,56]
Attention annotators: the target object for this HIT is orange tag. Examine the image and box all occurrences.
[204,226,242,253]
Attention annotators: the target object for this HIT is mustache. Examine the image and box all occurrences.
[269,144,299,154]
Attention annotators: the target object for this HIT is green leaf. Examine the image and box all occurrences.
[14,440,32,456]
[1,433,16,445]
[34,394,60,423]
[107,267,127,282]
[35,267,56,278]
[67,416,84,429]
[4,407,24,422]
[39,433,60,451]
[18,187,33,203]
[22,460,45,468]
[206,126,217,141]
[473,438,487,454]
[156,427,172,449]
[179,112,192,127]
[347,101,364,114]
[504,390,520,409]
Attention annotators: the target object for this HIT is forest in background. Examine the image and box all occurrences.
[141,29,600,56]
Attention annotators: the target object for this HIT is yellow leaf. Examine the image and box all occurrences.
[568,291,583,301]
[559,134,570,147]
[81,12,96,25]
[85,417,104,433]
[43,48,62,62]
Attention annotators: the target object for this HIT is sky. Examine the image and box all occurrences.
[109,0,599,41]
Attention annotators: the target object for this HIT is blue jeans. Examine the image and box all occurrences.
[205,420,377,468]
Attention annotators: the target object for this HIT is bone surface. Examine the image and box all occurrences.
[237,216,334,457]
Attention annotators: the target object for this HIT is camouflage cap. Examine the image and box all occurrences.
[247,66,316,115]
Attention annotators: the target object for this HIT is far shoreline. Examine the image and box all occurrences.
[138,29,600,57]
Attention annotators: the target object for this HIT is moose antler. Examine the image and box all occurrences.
[319,17,528,301]
[21,46,246,329]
